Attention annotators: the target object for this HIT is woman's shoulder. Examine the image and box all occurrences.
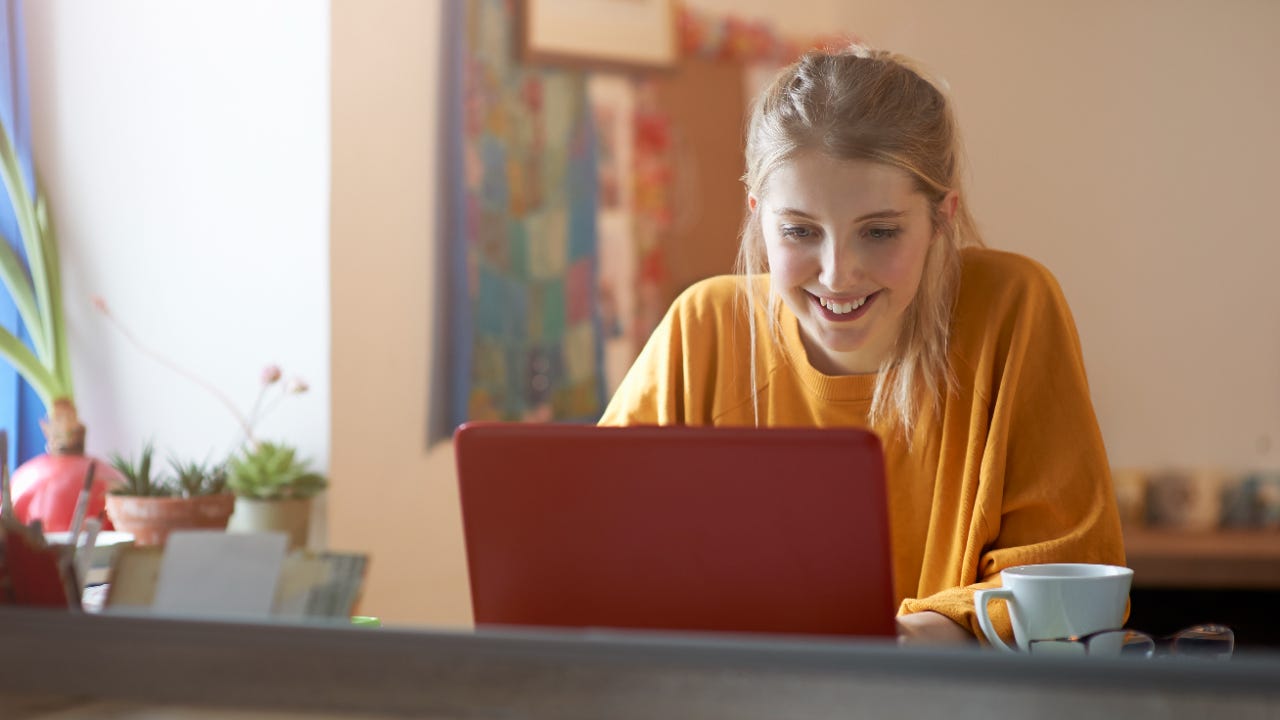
[952,247,1081,370]
[669,274,767,323]
[676,274,757,302]
[957,246,1067,313]
[959,246,1058,289]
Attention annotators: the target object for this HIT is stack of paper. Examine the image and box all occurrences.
[103,530,369,622]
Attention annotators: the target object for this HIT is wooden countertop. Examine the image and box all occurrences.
[1123,527,1280,589]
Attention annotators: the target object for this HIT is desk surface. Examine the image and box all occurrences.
[2,608,1279,720]
[1124,528,1280,589]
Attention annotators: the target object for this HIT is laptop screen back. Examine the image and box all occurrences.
[454,423,896,638]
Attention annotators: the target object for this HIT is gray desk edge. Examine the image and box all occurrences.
[1,607,1277,719]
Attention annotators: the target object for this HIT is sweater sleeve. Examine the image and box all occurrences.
[598,296,688,426]
[899,257,1126,642]
[600,276,759,427]
[599,278,739,426]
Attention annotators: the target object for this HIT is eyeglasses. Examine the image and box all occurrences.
[1027,624,1234,660]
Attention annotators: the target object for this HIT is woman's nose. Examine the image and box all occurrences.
[817,238,861,290]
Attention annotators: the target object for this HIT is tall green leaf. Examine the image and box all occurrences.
[0,122,56,370]
[0,325,56,407]
[0,230,44,356]
[36,194,72,396]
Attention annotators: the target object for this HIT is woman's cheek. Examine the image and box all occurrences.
[875,242,927,287]
[765,244,814,284]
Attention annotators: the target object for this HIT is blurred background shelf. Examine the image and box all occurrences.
[1123,528,1280,589]
[1123,527,1280,650]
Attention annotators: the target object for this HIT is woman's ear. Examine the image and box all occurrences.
[933,191,959,239]
[747,193,759,213]
[941,191,959,223]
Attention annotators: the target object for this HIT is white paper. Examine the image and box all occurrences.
[152,530,287,619]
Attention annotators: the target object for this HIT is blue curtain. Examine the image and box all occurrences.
[0,0,46,467]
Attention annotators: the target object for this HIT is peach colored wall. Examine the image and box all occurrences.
[330,1,1280,627]
[835,1,1280,471]
[329,0,470,627]
[328,0,852,630]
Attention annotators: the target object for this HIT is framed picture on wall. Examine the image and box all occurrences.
[522,0,678,70]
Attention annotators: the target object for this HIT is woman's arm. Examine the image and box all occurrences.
[896,611,975,646]
[899,252,1126,643]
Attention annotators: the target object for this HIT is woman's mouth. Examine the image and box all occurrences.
[811,290,879,322]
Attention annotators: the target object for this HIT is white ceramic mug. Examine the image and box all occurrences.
[973,563,1132,653]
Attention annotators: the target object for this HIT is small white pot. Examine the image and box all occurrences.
[227,496,312,550]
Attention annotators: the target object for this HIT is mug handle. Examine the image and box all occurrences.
[973,588,1017,652]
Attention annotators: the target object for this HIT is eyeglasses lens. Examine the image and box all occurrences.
[1025,626,1233,660]
[1083,630,1153,658]
[1116,631,1156,658]
[1028,640,1087,656]
[1170,625,1235,660]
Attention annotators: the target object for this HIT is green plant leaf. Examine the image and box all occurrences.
[110,451,137,495]
[0,325,56,407]
[167,456,229,497]
[36,194,72,396]
[0,231,45,364]
[110,441,177,496]
[286,472,327,499]
[0,122,55,370]
[227,441,327,500]
[139,442,153,495]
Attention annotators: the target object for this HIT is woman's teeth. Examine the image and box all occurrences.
[820,295,869,314]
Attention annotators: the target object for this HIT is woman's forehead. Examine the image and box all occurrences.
[760,153,922,212]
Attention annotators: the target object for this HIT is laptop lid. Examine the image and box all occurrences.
[454,422,896,638]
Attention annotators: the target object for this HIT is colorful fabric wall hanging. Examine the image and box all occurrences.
[446,0,603,432]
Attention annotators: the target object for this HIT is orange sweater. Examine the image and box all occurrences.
[599,247,1126,640]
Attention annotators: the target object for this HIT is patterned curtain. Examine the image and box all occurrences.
[445,0,603,434]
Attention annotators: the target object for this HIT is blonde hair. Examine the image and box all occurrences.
[736,46,984,435]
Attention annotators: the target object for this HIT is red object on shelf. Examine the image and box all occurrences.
[1,524,78,608]
[10,454,125,532]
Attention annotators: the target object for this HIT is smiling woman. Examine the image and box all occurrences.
[599,45,1125,648]
[751,154,945,376]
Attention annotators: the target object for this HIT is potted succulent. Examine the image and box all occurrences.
[226,440,327,550]
[103,442,236,546]
[91,304,327,549]
[81,303,328,550]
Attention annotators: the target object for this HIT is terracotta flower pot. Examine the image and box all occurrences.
[104,493,237,546]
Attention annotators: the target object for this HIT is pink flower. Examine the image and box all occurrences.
[95,295,315,447]
[261,365,282,385]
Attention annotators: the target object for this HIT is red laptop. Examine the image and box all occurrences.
[454,422,896,638]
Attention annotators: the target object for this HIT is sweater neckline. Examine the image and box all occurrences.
[776,302,879,403]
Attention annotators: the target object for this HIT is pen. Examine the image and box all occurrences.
[68,461,97,546]
[75,517,102,590]
[0,430,11,521]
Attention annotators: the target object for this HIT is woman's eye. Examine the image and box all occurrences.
[866,226,899,241]
[781,225,814,239]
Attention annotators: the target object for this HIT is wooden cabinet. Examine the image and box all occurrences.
[1123,528,1280,589]
[1123,528,1280,649]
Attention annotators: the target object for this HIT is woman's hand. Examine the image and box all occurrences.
[896,611,975,646]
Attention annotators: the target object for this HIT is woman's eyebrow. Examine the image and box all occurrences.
[854,209,906,222]
[772,207,905,222]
